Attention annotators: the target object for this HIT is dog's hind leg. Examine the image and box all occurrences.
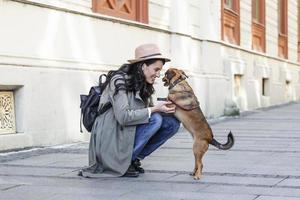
[192,140,209,180]
[190,153,197,177]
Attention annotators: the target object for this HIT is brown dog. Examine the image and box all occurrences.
[162,68,234,180]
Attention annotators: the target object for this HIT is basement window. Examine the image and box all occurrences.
[234,74,242,97]
[262,78,269,96]
[0,91,16,134]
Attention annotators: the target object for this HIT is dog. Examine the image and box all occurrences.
[161,68,234,180]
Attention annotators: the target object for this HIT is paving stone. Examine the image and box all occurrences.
[167,174,283,186]
[0,184,22,191]
[0,165,72,177]
[202,184,300,197]
[256,196,300,200]
[277,178,300,187]
[1,184,130,200]
[119,190,256,200]
[4,153,87,168]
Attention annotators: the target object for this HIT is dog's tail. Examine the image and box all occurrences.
[210,131,234,150]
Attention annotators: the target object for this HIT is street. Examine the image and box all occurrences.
[1,102,300,200]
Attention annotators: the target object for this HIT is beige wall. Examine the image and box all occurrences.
[0,0,299,150]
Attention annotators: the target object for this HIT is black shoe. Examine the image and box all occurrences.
[123,164,139,177]
[135,166,145,173]
[133,159,141,166]
[77,170,83,176]
[132,159,145,174]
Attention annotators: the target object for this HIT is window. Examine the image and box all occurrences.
[225,0,236,10]
[234,74,242,97]
[92,0,148,23]
[262,78,269,96]
[285,80,292,100]
[222,0,240,45]
[278,0,288,59]
[252,0,265,52]
[298,0,300,61]
[0,91,16,134]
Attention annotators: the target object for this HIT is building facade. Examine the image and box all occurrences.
[0,0,300,151]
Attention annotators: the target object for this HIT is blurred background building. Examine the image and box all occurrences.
[0,0,299,151]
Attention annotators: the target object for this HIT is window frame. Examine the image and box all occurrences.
[278,0,288,59]
[298,0,300,61]
[262,78,269,96]
[252,0,266,52]
[221,0,240,45]
[234,74,242,97]
[92,0,148,24]
[224,0,238,13]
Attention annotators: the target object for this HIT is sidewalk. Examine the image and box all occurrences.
[1,102,300,200]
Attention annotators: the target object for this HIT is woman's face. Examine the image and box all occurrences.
[142,60,164,84]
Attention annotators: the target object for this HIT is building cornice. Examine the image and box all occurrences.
[6,0,300,68]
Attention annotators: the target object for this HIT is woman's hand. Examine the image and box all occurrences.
[150,101,176,113]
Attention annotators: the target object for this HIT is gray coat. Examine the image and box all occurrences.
[82,74,150,177]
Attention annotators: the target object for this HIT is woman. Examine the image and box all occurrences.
[80,43,180,178]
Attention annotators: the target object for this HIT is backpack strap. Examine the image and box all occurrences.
[99,74,107,89]
[80,113,83,133]
[98,74,112,115]
[99,102,112,115]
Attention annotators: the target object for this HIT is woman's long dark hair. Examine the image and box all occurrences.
[101,59,165,105]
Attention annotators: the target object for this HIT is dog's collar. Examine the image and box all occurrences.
[169,77,186,90]
[168,98,199,111]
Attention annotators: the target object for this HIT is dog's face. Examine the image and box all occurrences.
[162,68,188,87]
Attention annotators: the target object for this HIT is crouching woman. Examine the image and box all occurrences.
[79,44,180,178]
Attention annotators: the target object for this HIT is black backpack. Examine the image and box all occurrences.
[80,74,112,132]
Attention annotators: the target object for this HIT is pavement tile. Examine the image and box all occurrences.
[119,190,256,200]
[167,174,283,186]
[1,184,130,200]
[4,153,87,167]
[256,196,300,200]
[277,178,300,187]
[202,184,300,197]
[0,165,72,177]
[0,184,22,191]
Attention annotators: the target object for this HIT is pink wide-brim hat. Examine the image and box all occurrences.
[128,43,171,64]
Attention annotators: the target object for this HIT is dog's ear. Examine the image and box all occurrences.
[166,70,176,80]
[179,70,189,79]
